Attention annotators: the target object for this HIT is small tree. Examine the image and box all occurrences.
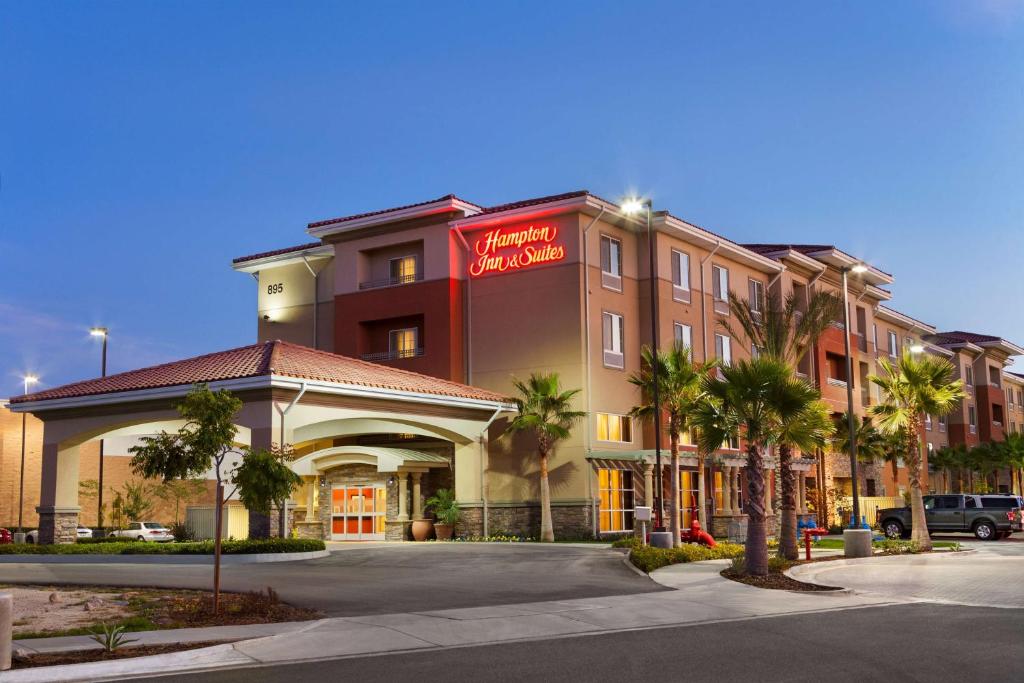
[154,479,208,525]
[504,373,585,542]
[129,384,245,611]
[233,446,301,538]
[120,480,157,522]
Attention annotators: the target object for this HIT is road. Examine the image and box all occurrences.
[0,543,663,616]
[156,603,1023,682]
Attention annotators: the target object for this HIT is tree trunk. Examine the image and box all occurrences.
[669,432,681,547]
[539,449,554,542]
[213,482,223,613]
[890,459,899,492]
[744,443,768,576]
[906,421,931,551]
[778,444,798,561]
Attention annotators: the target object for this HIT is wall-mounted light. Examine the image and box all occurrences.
[262,314,273,322]
[910,343,925,354]
[851,264,868,274]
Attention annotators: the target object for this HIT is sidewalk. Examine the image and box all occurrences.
[3,559,908,682]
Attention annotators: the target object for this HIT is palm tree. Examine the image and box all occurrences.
[869,351,966,550]
[928,445,960,493]
[831,412,887,497]
[967,442,1005,492]
[697,357,809,576]
[775,397,835,560]
[629,342,717,542]
[1000,433,1024,495]
[504,373,586,542]
[721,289,841,557]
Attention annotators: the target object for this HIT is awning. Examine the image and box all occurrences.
[291,445,450,475]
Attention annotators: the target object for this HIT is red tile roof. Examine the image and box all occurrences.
[307,194,483,230]
[473,190,590,215]
[11,341,510,405]
[232,242,324,265]
[931,331,1003,345]
[742,243,894,277]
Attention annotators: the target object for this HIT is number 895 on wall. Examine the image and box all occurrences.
[267,283,284,295]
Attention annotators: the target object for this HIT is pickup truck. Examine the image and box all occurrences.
[878,494,1022,540]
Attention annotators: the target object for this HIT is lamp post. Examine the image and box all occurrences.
[18,374,39,532]
[90,327,108,529]
[840,265,867,529]
[623,198,664,531]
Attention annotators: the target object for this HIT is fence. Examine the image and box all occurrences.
[185,505,249,540]
[837,496,904,527]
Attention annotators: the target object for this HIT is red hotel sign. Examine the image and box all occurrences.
[468,225,566,277]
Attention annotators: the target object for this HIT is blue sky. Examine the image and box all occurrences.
[2,1,1023,396]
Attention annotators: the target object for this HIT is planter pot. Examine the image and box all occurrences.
[434,523,454,541]
[411,519,434,542]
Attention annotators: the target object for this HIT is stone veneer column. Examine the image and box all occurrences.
[397,473,410,522]
[797,475,806,514]
[643,464,654,509]
[720,466,733,515]
[411,472,423,519]
[307,476,317,520]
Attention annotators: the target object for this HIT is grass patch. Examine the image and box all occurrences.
[14,615,158,640]
[810,537,958,550]
[0,538,325,556]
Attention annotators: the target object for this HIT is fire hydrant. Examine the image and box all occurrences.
[803,527,828,560]
[680,518,717,547]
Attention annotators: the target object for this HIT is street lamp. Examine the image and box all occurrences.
[622,197,665,532]
[18,374,39,532]
[840,264,867,530]
[909,343,925,354]
[90,327,109,529]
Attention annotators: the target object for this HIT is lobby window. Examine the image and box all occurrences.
[714,333,732,366]
[887,330,898,357]
[673,322,692,349]
[968,406,977,434]
[596,413,632,443]
[748,279,765,315]
[671,249,691,302]
[389,255,419,285]
[389,328,419,359]
[600,235,622,291]
[598,469,634,533]
[602,311,625,368]
[712,265,729,314]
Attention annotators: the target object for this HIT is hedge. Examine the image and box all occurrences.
[0,538,326,555]
[629,542,744,573]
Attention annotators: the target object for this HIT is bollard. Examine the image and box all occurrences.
[0,591,12,671]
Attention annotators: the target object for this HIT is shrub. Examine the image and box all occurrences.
[0,538,325,556]
[629,542,744,573]
[77,536,140,544]
[169,522,198,542]
[876,539,921,555]
[611,536,642,549]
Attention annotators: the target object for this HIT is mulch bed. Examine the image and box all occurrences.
[721,566,842,592]
[13,640,229,669]
[151,588,319,629]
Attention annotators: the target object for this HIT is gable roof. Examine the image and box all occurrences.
[232,242,324,265]
[307,194,483,230]
[10,341,510,406]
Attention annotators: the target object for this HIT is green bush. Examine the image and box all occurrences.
[876,539,921,555]
[0,538,325,556]
[76,536,140,544]
[629,542,744,573]
[610,536,642,549]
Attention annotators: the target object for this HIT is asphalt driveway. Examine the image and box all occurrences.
[0,543,663,616]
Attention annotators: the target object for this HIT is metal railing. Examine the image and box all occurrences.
[358,273,424,290]
[360,348,425,362]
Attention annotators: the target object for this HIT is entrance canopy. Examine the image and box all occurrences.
[291,445,451,475]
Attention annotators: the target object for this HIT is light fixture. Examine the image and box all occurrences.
[910,343,925,354]
[621,198,649,215]
[23,374,38,391]
[90,327,108,337]
[851,264,868,274]
[262,314,272,322]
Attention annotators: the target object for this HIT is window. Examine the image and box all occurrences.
[714,334,732,366]
[389,255,419,284]
[751,344,761,359]
[673,322,692,349]
[389,328,418,358]
[1007,388,1014,407]
[964,496,977,509]
[938,415,947,432]
[602,311,624,368]
[926,442,934,455]
[825,352,847,385]
[965,365,974,387]
[596,413,632,443]
[888,331,898,357]
[872,324,878,351]
[712,265,728,300]
[600,236,622,290]
[598,469,634,533]
[981,496,1020,509]
[671,249,691,302]
[1018,390,1022,406]
[968,405,977,434]
[748,279,765,314]
[936,495,961,510]
[924,414,933,431]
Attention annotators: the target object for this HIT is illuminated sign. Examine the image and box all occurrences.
[469,224,566,277]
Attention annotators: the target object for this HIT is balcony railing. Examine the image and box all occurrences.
[359,272,424,290]
[361,348,425,362]
[827,377,848,388]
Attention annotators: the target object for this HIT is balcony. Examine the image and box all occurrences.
[361,348,425,362]
[359,272,424,291]
[827,377,848,388]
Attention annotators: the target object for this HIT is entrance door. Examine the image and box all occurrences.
[331,485,386,540]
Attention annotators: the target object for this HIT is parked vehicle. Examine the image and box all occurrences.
[109,522,173,542]
[76,525,93,539]
[0,528,11,544]
[878,494,1022,540]
[25,529,38,543]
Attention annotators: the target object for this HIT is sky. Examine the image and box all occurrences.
[2,1,1023,397]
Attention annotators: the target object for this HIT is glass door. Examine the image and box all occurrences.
[331,485,386,540]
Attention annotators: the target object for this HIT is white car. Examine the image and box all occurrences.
[76,525,93,539]
[110,522,173,542]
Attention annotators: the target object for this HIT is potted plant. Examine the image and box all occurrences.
[411,517,434,542]
[425,488,460,541]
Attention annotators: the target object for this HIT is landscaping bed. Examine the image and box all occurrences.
[12,640,231,669]
[0,538,325,555]
[7,584,320,640]
[612,537,744,573]
[721,558,843,592]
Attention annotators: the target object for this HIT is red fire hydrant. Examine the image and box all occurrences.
[680,517,717,547]
[804,527,828,560]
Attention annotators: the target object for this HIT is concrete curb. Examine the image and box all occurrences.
[784,547,977,585]
[0,550,329,565]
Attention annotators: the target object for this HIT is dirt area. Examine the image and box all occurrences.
[721,566,842,591]
[12,641,229,669]
[3,584,321,639]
